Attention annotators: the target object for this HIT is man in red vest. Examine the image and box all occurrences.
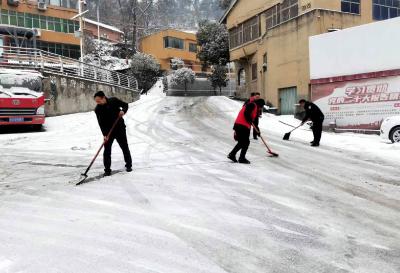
[228,98,259,164]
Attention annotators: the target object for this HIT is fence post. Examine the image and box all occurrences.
[59,56,63,73]
[94,67,97,81]
[127,77,130,88]
[117,74,121,85]
[39,51,44,69]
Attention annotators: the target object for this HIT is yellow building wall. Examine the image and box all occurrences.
[226,0,378,112]
[0,1,80,45]
[226,0,280,29]
[140,29,203,72]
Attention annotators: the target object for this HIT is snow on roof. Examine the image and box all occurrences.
[140,28,198,39]
[83,18,124,34]
[178,29,198,35]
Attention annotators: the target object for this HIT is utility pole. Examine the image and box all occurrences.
[97,1,101,43]
[71,1,89,61]
[97,0,101,66]
[79,0,84,61]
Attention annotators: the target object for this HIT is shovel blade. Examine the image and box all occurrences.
[283,132,291,140]
[268,151,279,157]
[76,174,88,186]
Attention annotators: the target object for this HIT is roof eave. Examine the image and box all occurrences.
[219,0,239,24]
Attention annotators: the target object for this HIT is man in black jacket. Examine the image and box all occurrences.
[299,99,324,147]
[94,91,132,176]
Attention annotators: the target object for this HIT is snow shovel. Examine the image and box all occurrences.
[252,124,279,157]
[76,116,121,185]
[283,124,302,141]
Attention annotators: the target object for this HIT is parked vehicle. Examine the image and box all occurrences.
[380,116,400,143]
[0,69,45,130]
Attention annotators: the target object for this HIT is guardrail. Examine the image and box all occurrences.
[166,90,236,97]
[0,46,138,90]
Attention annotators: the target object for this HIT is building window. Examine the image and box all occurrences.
[373,0,400,20]
[47,0,78,9]
[243,16,260,44]
[265,5,280,29]
[228,15,260,49]
[189,43,197,53]
[341,0,360,14]
[265,0,298,29]
[251,63,257,80]
[164,36,184,50]
[7,39,80,59]
[0,9,79,34]
[281,0,299,22]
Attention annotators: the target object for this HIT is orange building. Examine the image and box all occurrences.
[139,29,203,73]
[83,18,123,43]
[0,0,80,59]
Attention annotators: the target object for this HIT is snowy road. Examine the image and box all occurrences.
[0,85,399,273]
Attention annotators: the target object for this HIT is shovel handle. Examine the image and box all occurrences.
[82,116,122,176]
[290,124,302,133]
[252,123,279,156]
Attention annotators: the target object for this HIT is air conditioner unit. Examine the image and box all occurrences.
[7,0,20,7]
[33,29,41,37]
[38,0,47,11]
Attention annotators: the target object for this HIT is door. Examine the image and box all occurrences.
[279,87,297,115]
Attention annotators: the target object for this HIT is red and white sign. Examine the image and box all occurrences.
[312,75,400,130]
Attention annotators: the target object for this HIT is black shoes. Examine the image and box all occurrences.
[253,136,258,140]
[311,143,320,147]
[126,167,133,172]
[227,153,238,163]
[238,158,251,164]
[104,169,112,176]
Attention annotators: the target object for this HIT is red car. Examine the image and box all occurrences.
[0,69,45,130]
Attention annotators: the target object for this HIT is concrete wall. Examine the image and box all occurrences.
[167,77,236,97]
[43,72,140,117]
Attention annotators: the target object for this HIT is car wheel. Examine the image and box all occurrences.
[389,126,400,143]
[32,124,43,132]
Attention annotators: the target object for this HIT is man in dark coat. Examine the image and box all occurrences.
[94,91,132,176]
[299,99,325,147]
[228,98,259,164]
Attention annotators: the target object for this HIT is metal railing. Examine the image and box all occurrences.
[0,46,138,90]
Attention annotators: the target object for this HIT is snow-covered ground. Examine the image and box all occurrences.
[0,82,399,273]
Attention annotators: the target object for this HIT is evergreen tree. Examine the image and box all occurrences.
[197,20,229,66]
[208,65,229,94]
[130,53,162,93]
[171,68,196,93]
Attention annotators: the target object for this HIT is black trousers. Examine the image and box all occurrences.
[252,116,259,139]
[230,125,250,159]
[312,119,323,144]
[103,126,132,171]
